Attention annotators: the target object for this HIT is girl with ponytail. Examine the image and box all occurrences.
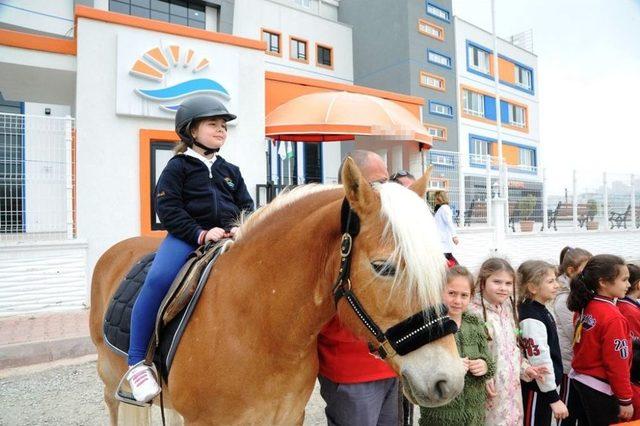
[468,258,548,426]
[567,254,633,423]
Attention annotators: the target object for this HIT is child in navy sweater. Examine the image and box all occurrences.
[125,96,253,402]
[518,260,568,425]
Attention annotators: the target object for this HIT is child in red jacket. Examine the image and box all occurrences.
[621,264,640,420]
[567,254,633,424]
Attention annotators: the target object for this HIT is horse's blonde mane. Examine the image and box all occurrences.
[234,182,444,310]
[234,184,339,242]
[377,183,446,310]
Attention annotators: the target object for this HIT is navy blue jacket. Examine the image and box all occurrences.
[155,154,254,245]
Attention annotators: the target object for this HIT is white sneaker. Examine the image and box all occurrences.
[126,363,161,403]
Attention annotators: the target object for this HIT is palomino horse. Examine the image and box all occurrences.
[89,159,465,425]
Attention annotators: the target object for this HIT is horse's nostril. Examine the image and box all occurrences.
[435,380,450,399]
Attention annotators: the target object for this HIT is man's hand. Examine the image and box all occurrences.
[452,236,460,245]
[550,400,569,420]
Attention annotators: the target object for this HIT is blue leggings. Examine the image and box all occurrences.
[128,234,196,365]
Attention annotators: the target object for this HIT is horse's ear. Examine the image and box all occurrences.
[341,157,378,216]
[409,165,432,199]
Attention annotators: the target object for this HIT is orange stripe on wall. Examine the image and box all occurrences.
[0,28,76,55]
[75,6,265,51]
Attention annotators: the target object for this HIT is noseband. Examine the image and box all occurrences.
[332,199,457,359]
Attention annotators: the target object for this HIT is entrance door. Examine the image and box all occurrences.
[303,142,322,183]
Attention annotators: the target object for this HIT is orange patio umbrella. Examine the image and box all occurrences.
[265,91,433,146]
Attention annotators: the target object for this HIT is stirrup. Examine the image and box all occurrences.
[115,361,160,407]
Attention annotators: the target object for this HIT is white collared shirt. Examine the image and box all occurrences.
[184,147,216,177]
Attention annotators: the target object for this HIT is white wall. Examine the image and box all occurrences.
[75,17,265,291]
[454,228,640,273]
[0,0,75,37]
[233,0,353,83]
[0,241,88,316]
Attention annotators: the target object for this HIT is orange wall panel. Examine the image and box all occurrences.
[503,144,520,166]
[499,57,515,84]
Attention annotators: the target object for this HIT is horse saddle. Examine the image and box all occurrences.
[103,241,227,381]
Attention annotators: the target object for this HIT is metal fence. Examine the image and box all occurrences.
[0,112,75,242]
[261,147,638,234]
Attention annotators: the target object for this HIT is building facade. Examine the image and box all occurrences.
[339,0,458,174]
[454,17,541,217]
[0,1,433,314]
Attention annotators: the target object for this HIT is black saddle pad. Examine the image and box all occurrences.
[103,252,211,380]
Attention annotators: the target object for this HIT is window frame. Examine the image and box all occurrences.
[462,89,485,118]
[427,49,452,69]
[109,0,207,29]
[261,28,282,57]
[426,1,450,22]
[289,36,309,63]
[514,64,533,90]
[428,101,453,118]
[418,19,444,41]
[316,43,334,69]
[419,71,446,92]
[467,40,493,77]
[424,123,447,141]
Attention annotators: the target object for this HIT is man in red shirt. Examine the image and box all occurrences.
[318,150,399,426]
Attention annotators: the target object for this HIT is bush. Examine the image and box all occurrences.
[587,199,598,218]
[517,195,536,221]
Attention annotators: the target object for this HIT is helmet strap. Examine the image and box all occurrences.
[192,139,219,156]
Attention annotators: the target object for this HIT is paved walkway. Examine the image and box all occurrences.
[0,309,95,370]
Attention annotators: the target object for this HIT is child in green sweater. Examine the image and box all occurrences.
[419,265,495,426]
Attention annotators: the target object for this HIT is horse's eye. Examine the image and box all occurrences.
[371,261,397,277]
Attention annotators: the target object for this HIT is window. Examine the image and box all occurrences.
[317,44,333,68]
[519,148,536,170]
[427,50,451,68]
[295,0,310,7]
[463,89,484,117]
[425,124,447,141]
[109,0,206,29]
[429,178,448,189]
[431,155,453,166]
[429,101,453,118]
[468,44,491,74]
[290,37,308,62]
[470,137,492,165]
[150,142,176,230]
[515,64,533,90]
[508,104,526,128]
[418,19,444,41]
[262,29,281,55]
[426,2,450,22]
[419,71,445,91]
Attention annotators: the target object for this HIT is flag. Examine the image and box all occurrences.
[286,142,295,159]
[277,141,286,160]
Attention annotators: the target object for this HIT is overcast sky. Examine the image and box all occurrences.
[453,0,640,193]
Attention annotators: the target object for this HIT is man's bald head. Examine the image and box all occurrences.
[338,150,389,184]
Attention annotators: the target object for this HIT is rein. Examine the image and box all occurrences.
[332,198,457,359]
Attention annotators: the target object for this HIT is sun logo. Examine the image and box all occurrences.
[129,45,229,112]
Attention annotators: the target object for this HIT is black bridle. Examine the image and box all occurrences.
[332,199,458,359]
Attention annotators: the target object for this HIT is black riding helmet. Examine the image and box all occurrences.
[175,96,236,154]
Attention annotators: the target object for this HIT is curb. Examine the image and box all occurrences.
[0,336,96,370]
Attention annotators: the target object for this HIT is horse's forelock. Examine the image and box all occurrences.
[377,183,446,310]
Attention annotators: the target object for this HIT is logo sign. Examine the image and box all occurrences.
[116,33,239,121]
